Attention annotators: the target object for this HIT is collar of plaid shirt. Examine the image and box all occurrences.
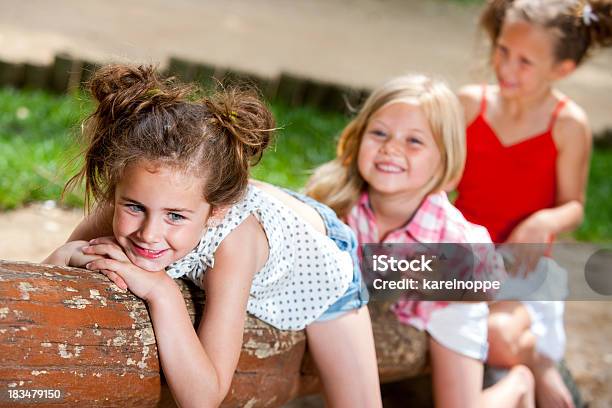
[351,190,451,244]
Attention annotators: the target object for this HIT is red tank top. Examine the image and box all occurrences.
[455,87,566,243]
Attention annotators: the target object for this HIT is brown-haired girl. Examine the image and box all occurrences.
[455,0,612,406]
[44,64,382,407]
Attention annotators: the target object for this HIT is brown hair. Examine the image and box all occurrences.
[306,75,466,218]
[65,64,274,211]
[480,0,612,65]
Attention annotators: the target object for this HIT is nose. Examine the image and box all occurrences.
[380,135,402,156]
[139,215,163,244]
[499,55,516,78]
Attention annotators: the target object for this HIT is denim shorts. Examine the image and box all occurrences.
[281,188,369,321]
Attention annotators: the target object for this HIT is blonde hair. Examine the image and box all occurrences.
[306,74,466,218]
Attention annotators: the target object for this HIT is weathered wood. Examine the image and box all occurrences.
[276,73,309,107]
[0,261,160,407]
[0,261,427,407]
[50,54,83,94]
[0,61,24,88]
[22,64,49,89]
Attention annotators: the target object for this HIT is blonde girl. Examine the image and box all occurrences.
[307,74,535,407]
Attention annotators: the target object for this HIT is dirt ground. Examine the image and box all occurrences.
[0,0,611,405]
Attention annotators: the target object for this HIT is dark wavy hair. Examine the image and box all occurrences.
[64,64,275,211]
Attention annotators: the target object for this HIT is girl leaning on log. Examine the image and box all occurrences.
[44,64,382,408]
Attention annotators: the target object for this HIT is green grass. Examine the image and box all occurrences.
[0,87,610,241]
[575,148,612,242]
[253,103,347,188]
[0,88,90,208]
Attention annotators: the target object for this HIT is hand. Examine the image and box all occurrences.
[503,212,555,278]
[67,240,106,268]
[43,240,105,267]
[506,211,555,244]
[83,236,170,301]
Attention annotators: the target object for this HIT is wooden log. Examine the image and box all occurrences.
[0,261,427,407]
[276,73,309,107]
[22,63,50,90]
[0,61,24,88]
[50,54,83,94]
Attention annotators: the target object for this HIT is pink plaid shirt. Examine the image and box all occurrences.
[346,190,501,329]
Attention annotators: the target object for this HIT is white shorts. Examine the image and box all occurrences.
[495,256,567,362]
[523,301,566,362]
[426,302,489,361]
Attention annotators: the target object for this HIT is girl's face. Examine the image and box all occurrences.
[357,102,441,198]
[493,19,568,99]
[112,161,211,272]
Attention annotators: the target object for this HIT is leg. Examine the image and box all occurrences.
[430,337,534,408]
[306,306,382,408]
[488,301,534,367]
[488,302,574,408]
[531,354,574,408]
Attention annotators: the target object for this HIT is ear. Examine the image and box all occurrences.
[553,59,577,80]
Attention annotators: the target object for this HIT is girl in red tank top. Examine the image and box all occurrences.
[456,86,567,243]
[454,0,611,406]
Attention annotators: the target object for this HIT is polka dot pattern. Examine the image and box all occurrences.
[166,185,353,330]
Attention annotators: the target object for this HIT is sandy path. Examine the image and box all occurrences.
[1,0,612,132]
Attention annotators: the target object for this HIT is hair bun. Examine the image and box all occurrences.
[205,87,275,164]
[89,64,190,122]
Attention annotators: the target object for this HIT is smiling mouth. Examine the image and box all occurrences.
[131,242,169,259]
[499,79,518,89]
[375,162,405,173]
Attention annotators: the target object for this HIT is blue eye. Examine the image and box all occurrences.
[408,137,423,145]
[126,204,144,213]
[168,212,186,222]
[370,129,387,138]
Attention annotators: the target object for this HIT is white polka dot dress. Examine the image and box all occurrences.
[165,185,353,330]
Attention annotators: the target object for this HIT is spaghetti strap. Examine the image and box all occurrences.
[547,97,568,132]
[479,84,488,115]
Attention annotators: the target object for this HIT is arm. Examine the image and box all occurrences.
[67,204,114,242]
[42,205,114,267]
[549,108,591,233]
[506,106,592,243]
[158,215,266,407]
[43,240,90,265]
[86,215,267,407]
[457,85,484,127]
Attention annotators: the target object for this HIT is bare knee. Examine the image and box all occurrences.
[488,306,534,367]
[508,364,536,408]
